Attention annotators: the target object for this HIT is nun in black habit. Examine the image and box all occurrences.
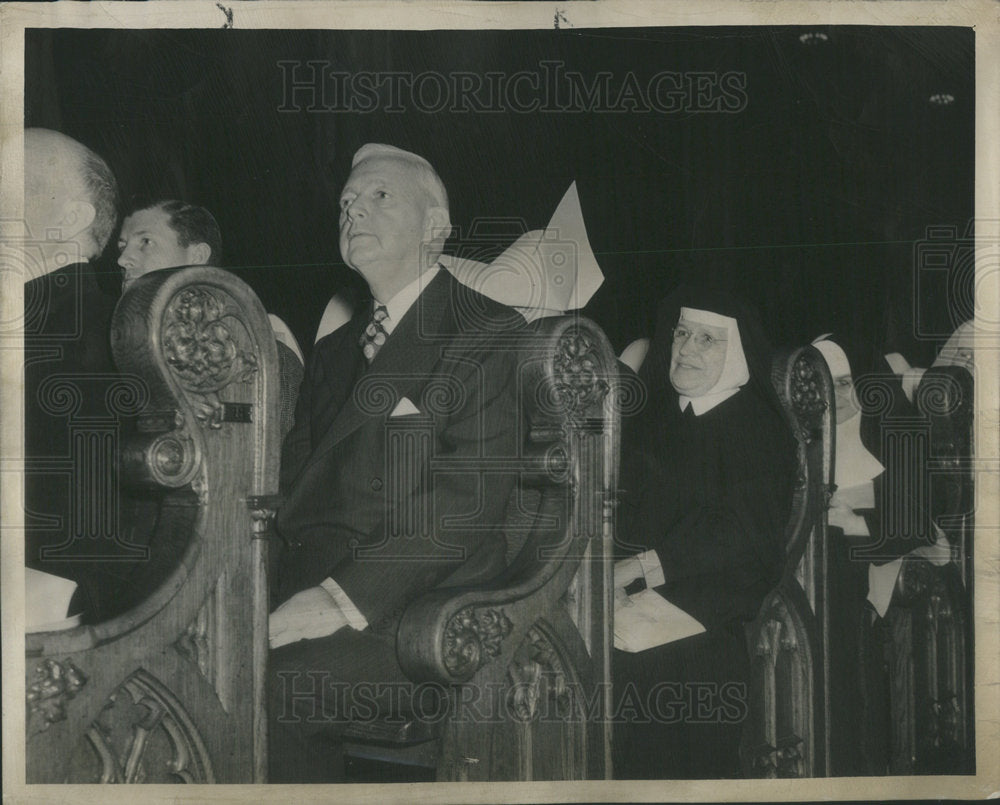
[612,286,796,780]
[812,334,952,774]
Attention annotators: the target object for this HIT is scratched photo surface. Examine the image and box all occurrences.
[10,16,990,800]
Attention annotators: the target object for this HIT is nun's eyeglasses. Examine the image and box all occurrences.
[672,327,727,350]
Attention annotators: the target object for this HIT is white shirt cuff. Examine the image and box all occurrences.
[636,549,665,589]
[319,577,369,632]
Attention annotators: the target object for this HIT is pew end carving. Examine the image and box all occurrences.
[742,345,834,778]
[878,363,975,775]
[741,354,976,778]
[25,266,278,783]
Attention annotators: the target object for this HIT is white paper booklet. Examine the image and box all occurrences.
[614,588,706,653]
[25,568,81,633]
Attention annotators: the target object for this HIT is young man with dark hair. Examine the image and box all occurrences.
[117,199,222,289]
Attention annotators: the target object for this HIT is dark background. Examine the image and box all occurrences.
[25,26,974,370]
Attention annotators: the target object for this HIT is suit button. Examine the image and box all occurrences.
[370,477,383,491]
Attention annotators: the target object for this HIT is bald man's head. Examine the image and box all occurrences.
[24,128,119,261]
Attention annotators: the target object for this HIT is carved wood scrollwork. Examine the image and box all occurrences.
[121,404,201,492]
[247,496,281,539]
[894,557,947,605]
[75,670,214,784]
[443,607,513,678]
[175,605,212,681]
[923,695,962,756]
[507,626,574,722]
[788,352,828,439]
[551,329,610,419]
[173,576,232,711]
[149,432,199,487]
[27,658,88,731]
[754,738,806,779]
[748,595,810,778]
[161,286,259,429]
[889,558,967,769]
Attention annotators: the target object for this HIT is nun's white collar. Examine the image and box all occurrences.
[678,388,741,416]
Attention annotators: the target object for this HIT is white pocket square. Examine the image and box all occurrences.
[390,397,421,417]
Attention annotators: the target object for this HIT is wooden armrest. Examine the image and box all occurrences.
[397,485,576,684]
[396,316,620,686]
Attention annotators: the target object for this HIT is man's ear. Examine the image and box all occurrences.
[58,200,97,241]
[422,207,451,267]
[187,242,212,266]
[425,205,452,246]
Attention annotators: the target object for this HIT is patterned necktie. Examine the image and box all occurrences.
[359,304,389,362]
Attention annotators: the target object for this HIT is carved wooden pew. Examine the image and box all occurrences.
[340,315,620,781]
[813,363,975,776]
[742,344,834,777]
[878,364,975,774]
[745,356,976,778]
[25,267,277,783]
[917,365,974,587]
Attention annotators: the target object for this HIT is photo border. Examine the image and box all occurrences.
[2,1,997,802]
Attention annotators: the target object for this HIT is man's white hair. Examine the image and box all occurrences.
[351,143,449,212]
[24,128,119,255]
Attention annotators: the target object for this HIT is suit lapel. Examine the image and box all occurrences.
[318,312,366,383]
[301,270,454,470]
[307,314,366,438]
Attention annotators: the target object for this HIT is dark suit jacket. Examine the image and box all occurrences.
[273,269,525,632]
[24,262,129,618]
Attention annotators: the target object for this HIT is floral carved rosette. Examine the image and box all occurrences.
[161,287,258,397]
[443,606,513,679]
[790,353,828,424]
[551,330,610,419]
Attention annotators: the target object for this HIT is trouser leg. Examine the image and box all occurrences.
[267,627,419,783]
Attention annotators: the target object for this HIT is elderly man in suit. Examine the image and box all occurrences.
[267,143,524,782]
[21,128,127,623]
